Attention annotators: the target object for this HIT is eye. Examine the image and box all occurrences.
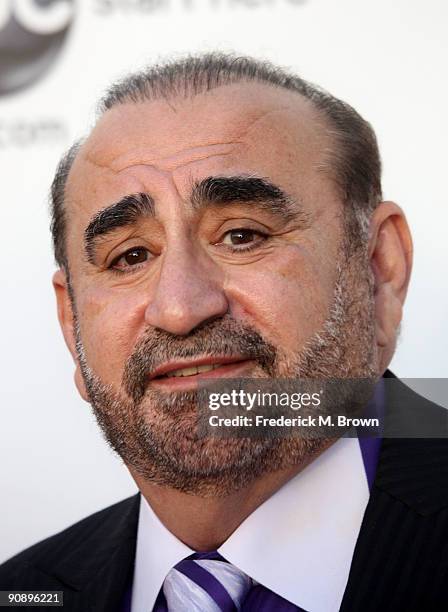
[110,247,150,272]
[221,228,267,249]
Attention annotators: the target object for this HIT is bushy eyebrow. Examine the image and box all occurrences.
[84,193,154,263]
[191,176,301,223]
[83,175,306,263]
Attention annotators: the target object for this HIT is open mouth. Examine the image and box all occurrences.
[158,363,224,378]
[149,357,254,388]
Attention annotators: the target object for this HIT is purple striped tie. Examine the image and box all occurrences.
[153,550,303,612]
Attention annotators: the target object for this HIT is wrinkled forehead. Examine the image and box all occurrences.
[87,83,318,164]
[66,82,332,216]
[79,83,328,168]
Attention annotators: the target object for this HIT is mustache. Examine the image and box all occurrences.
[122,315,278,402]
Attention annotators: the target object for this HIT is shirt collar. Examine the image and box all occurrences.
[131,493,194,612]
[131,436,370,612]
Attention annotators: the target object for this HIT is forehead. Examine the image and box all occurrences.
[66,82,333,223]
[86,82,325,163]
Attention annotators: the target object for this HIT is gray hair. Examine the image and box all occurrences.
[50,52,382,269]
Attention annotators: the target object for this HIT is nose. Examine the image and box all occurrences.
[144,243,229,336]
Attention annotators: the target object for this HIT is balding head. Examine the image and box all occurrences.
[50,52,382,271]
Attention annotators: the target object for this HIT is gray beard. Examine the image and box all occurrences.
[73,247,378,496]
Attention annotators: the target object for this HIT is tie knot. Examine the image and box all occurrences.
[186,550,227,562]
[163,552,253,611]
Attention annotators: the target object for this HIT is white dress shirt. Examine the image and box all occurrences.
[130,436,370,612]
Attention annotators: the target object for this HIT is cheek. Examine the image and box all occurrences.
[76,287,145,383]
[225,246,334,353]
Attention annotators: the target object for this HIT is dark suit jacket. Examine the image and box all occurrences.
[1,373,448,611]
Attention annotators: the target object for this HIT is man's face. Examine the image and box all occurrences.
[58,83,378,494]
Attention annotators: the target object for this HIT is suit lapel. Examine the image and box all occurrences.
[37,493,140,612]
[340,374,448,610]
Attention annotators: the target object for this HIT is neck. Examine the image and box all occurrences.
[128,441,334,551]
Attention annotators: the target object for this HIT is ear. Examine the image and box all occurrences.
[52,269,89,402]
[368,202,413,368]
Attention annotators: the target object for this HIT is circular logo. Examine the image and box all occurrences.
[0,0,75,96]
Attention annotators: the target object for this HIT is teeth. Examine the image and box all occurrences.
[166,364,222,378]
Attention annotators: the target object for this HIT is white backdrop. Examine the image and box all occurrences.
[1,0,447,562]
